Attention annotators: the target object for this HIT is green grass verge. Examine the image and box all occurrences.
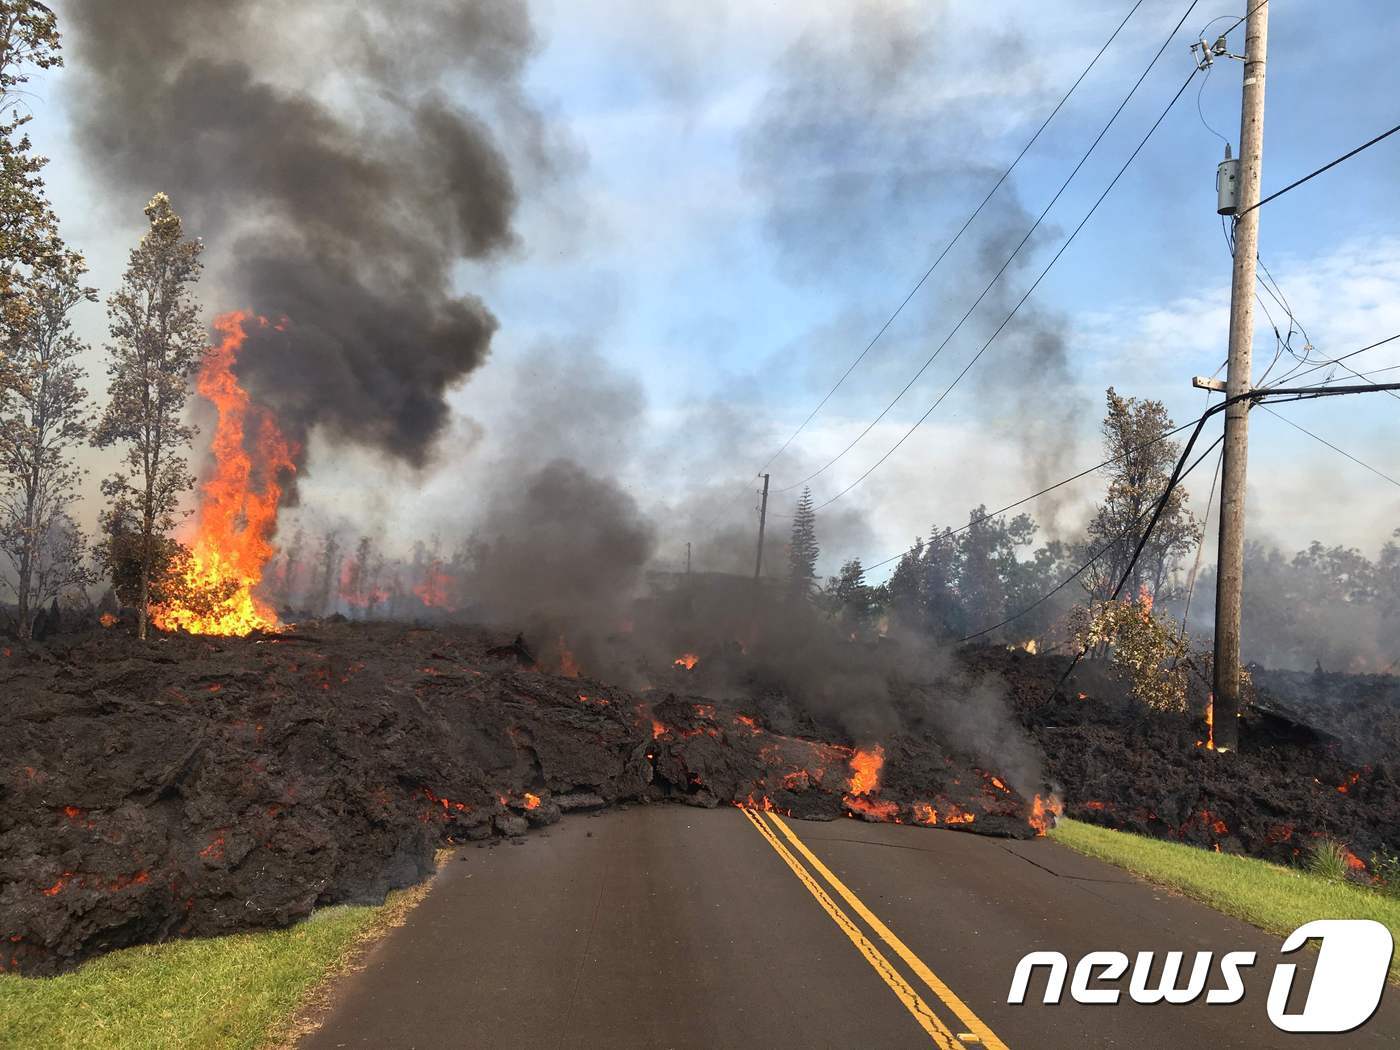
[0,902,384,1050]
[1051,818,1400,982]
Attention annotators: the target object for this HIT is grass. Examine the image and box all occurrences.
[0,884,430,1050]
[1051,818,1400,983]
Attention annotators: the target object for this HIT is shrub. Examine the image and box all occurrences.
[1306,839,1352,883]
[1371,848,1400,899]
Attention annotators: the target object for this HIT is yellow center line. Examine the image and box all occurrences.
[761,810,1010,1050]
[738,805,965,1049]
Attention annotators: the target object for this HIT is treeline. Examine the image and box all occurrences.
[788,388,1206,649]
[788,389,1398,675]
[0,7,214,640]
[1189,538,1400,673]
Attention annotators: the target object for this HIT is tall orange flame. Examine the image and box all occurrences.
[151,312,296,637]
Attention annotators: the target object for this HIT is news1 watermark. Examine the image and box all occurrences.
[1009,919,1393,1033]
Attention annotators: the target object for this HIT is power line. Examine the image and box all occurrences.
[1260,404,1400,490]
[1282,331,1400,385]
[1239,119,1400,217]
[862,417,1201,574]
[754,0,1151,475]
[812,64,1203,511]
[772,0,1202,498]
[960,432,1224,641]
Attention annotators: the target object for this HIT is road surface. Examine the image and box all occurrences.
[301,805,1399,1049]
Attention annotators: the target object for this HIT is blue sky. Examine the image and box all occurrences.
[31,0,1400,579]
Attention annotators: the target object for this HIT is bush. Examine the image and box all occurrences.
[1071,590,1192,713]
[1305,839,1353,883]
[1371,848,1400,899]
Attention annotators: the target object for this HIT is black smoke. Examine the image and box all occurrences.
[65,0,545,476]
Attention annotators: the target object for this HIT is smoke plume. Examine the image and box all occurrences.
[740,1,1083,534]
[65,0,547,478]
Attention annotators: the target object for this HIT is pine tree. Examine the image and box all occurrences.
[826,557,874,637]
[0,250,96,638]
[92,194,206,639]
[787,485,819,598]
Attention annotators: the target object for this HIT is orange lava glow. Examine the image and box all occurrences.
[847,745,885,796]
[558,637,581,678]
[99,613,118,628]
[1342,846,1367,872]
[523,792,541,810]
[1029,794,1063,836]
[413,564,451,608]
[152,312,296,637]
[674,652,699,669]
[845,795,899,821]
[1338,771,1361,794]
[652,719,667,739]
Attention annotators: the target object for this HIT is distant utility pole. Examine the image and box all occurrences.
[1213,1,1269,753]
[685,542,691,575]
[753,473,770,582]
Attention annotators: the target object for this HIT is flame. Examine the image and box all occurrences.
[523,792,541,810]
[413,563,451,608]
[98,613,118,628]
[557,638,581,678]
[151,312,296,636]
[848,745,884,796]
[1338,771,1361,794]
[674,652,699,669]
[1029,794,1063,836]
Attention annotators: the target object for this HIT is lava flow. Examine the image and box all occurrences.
[151,311,297,637]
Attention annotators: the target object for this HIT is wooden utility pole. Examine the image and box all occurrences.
[752,473,770,582]
[1212,1,1269,752]
[685,542,691,575]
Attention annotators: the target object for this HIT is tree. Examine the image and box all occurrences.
[787,485,819,598]
[92,194,206,639]
[277,525,305,608]
[1082,388,1200,602]
[0,250,96,637]
[825,557,875,637]
[314,530,341,616]
[0,1,61,340]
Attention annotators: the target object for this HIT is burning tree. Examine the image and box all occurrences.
[0,251,97,637]
[92,193,206,639]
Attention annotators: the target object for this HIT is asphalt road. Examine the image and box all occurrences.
[301,806,1399,1050]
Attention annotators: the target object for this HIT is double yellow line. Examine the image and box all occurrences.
[739,805,1009,1050]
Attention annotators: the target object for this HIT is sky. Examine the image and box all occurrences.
[26,0,1400,582]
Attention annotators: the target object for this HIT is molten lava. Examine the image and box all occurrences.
[1029,793,1063,836]
[151,312,296,637]
[674,653,699,670]
[847,745,884,796]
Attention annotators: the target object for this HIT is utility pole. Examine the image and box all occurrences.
[1212,1,1269,753]
[752,473,770,582]
[685,542,691,576]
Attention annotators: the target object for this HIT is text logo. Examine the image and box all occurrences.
[1008,919,1392,1033]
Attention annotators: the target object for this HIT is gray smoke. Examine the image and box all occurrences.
[65,0,546,477]
[740,1,1083,535]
